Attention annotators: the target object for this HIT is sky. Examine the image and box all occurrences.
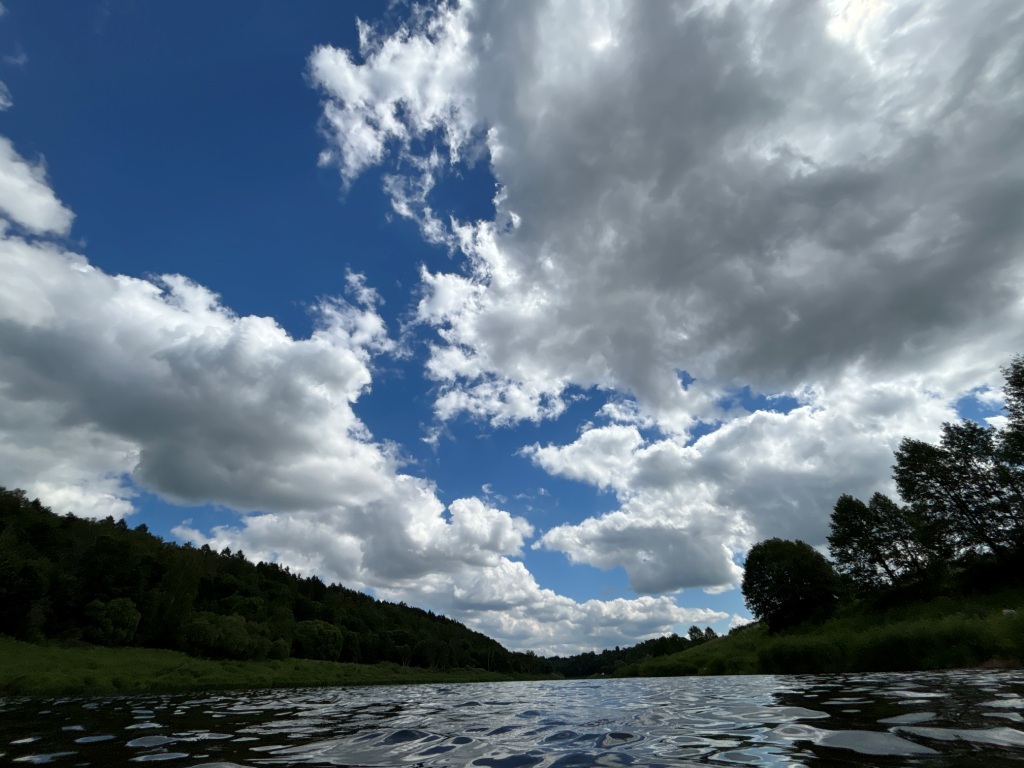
[0,0,1022,656]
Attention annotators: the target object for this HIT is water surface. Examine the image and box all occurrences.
[3,670,1024,766]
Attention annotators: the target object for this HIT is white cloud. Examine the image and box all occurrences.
[174,523,725,655]
[314,0,1024,423]
[0,82,11,111]
[6,0,1023,655]
[313,0,1024,597]
[0,138,74,234]
[0,131,723,654]
[0,396,137,520]
[527,374,956,592]
[729,614,755,631]
[0,215,547,595]
[310,4,478,185]
[3,48,27,68]
[378,555,728,656]
[987,415,1010,430]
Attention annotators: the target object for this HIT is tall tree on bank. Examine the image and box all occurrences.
[741,539,839,633]
[828,492,937,589]
[830,356,1024,594]
[893,359,1024,558]
[997,355,1024,542]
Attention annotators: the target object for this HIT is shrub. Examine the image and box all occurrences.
[758,637,844,674]
[292,619,344,661]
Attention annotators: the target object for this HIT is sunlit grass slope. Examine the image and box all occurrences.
[618,588,1024,677]
[0,636,550,696]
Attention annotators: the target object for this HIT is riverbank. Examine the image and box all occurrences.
[0,637,554,696]
[619,587,1024,677]
[8,589,1024,696]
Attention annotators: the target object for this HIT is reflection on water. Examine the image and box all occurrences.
[2,670,1024,766]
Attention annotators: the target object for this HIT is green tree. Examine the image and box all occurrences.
[894,420,1022,557]
[0,547,47,639]
[182,612,268,660]
[997,355,1024,548]
[292,619,344,661]
[268,637,290,660]
[1003,355,1024,439]
[828,492,934,589]
[83,597,141,645]
[889,357,1024,558]
[742,538,839,632]
[0,484,536,671]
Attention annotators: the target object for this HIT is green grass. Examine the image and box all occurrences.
[0,637,553,697]
[618,587,1024,678]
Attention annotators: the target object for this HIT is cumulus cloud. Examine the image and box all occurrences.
[0,132,716,653]
[318,0,1024,427]
[529,374,957,592]
[0,193,539,591]
[6,0,1022,655]
[0,396,137,520]
[0,138,74,234]
[379,556,728,656]
[729,614,754,631]
[313,0,1024,592]
[310,4,477,185]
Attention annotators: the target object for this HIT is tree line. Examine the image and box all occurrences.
[0,486,729,677]
[547,625,719,678]
[0,491,551,675]
[743,356,1024,632]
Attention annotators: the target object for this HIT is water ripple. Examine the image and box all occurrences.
[2,670,1024,766]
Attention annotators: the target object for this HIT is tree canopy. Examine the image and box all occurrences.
[741,538,838,632]
[0,487,549,674]
[828,492,934,588]
[829,356,1024,593]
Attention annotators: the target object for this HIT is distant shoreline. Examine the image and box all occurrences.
[0,636,558,698]
[6,590,1024,698]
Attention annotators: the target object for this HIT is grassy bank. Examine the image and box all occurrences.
[0,637,553,697]
[619,587,1024,677]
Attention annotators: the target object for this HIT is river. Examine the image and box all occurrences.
[2,670,1024,766]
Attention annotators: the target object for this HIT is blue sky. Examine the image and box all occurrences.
[0,0,1020,655]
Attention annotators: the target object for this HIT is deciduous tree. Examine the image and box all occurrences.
[742,538,838,632]
[828,492,934,589]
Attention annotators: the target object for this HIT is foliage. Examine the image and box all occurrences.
[894,422,1017,556]
[892,358,1024,558]
[181,612,271,661]
[831,357,1024,596]
[546,626,719,678]
[742,538,839,632]
[83,598,141,646]
[828,492,934,589]
[756,636,844,674]
[625,586,1024,677]
[293,619,345,662]
[0,487,552,676]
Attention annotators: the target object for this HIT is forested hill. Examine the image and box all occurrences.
[0,488,550,674]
